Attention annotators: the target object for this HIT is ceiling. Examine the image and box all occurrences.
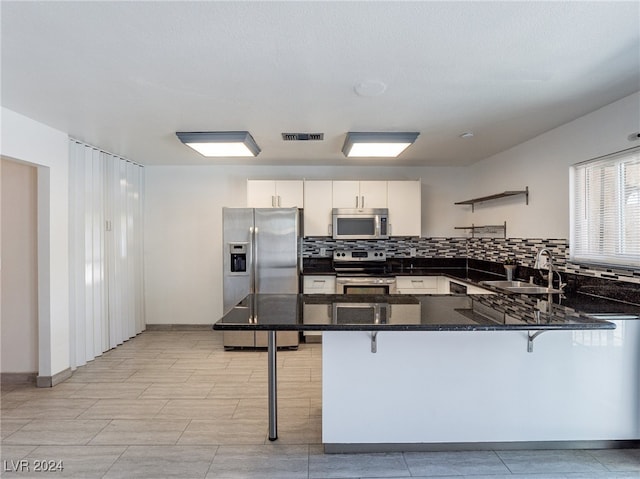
[2,1,639,167]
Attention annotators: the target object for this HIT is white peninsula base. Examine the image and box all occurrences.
[322,322,640,452]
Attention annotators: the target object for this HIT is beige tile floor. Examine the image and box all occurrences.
[1,329,639,478]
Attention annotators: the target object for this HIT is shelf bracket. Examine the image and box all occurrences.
[527,330,547,353]
[370,331,378,353]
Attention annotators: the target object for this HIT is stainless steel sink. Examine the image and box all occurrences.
[481,281,530,288]
[481,280,562,295]
[506,286,562,294]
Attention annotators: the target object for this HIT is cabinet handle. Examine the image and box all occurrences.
[271,195,275,207]
[355,196,359,208]
[361,196,365,208]
[277,195,281,207]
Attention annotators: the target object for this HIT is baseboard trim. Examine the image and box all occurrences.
[36,367,72,388]
[1,372,37,386]
[145,324,212,331]
[324,439,640,454]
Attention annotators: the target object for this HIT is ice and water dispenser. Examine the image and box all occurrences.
[229,243,248,274]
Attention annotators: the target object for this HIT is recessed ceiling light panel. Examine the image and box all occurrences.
[176,131,261,157]
[342,132,419,158]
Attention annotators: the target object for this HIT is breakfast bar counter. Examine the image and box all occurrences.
[213,293,639,450]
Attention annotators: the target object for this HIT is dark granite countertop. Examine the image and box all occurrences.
[213,293,617,332]
[300,258,639,317]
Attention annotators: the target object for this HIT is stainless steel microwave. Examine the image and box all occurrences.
[332,208,389,240]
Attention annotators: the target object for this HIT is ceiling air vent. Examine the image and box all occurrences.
[281,133,324,141]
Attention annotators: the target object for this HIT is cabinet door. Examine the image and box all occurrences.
[303,275,337,293]
[437,277,450,294]
[466,284,494,295]
[332,181,360,208]
[303,180,333,236]
[389,304,421,324]
[387,180,421,236]
[275,180,303,208]
[396,276,438,294]
[247,180,276,208]
[359,181,387,208]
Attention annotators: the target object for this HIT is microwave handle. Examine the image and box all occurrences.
[328,223,333,236]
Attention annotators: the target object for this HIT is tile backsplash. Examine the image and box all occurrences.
[302,237,466,258]
[302,236,640,284]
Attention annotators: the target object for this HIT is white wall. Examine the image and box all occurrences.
[462,92,640,238]
[0,107,70,379]
[1,159,38,373]
[144,165,466,324]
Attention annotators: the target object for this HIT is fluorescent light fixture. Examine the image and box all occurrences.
[176,131,261,157]
[342,132,419,158]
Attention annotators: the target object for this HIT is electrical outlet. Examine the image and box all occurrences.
[409,248,417,257]
[320,247,327,257]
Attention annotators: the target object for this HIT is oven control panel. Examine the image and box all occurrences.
[333,250,387,262]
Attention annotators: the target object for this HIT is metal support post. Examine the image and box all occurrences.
[268,330,278,441]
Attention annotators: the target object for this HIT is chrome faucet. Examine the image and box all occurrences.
[534,248,564,291]
[534,248,554,290]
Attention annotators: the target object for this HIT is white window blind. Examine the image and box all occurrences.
[570,147,640,268]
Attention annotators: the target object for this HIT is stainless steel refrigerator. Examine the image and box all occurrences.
[222,207,300,349]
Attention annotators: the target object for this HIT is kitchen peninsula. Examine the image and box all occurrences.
[213,291,640,451]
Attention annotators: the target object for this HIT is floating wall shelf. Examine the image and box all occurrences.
[454,221,507,238]
[455,187,529,212]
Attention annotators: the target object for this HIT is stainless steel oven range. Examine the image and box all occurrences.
[333,249,397,294]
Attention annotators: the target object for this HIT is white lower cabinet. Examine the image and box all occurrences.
[465,284,494,294]
[303,275,336,294]
[389,304,422,324]
[396,276,439,294]
[396,276,493,295]
[303,275,336,341]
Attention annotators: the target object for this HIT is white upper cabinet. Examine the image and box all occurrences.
[331,180,360,208]
[359,181,388,208]
[387,180,421,236]
[303,180,333,236]
[247,180,303,208]
[302,179,421,237]
[332,180,387,209]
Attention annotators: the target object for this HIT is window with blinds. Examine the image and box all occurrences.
[570,147,640,267]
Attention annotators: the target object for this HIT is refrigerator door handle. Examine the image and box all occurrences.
[249,226,255,293]
[254,226,259,293]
